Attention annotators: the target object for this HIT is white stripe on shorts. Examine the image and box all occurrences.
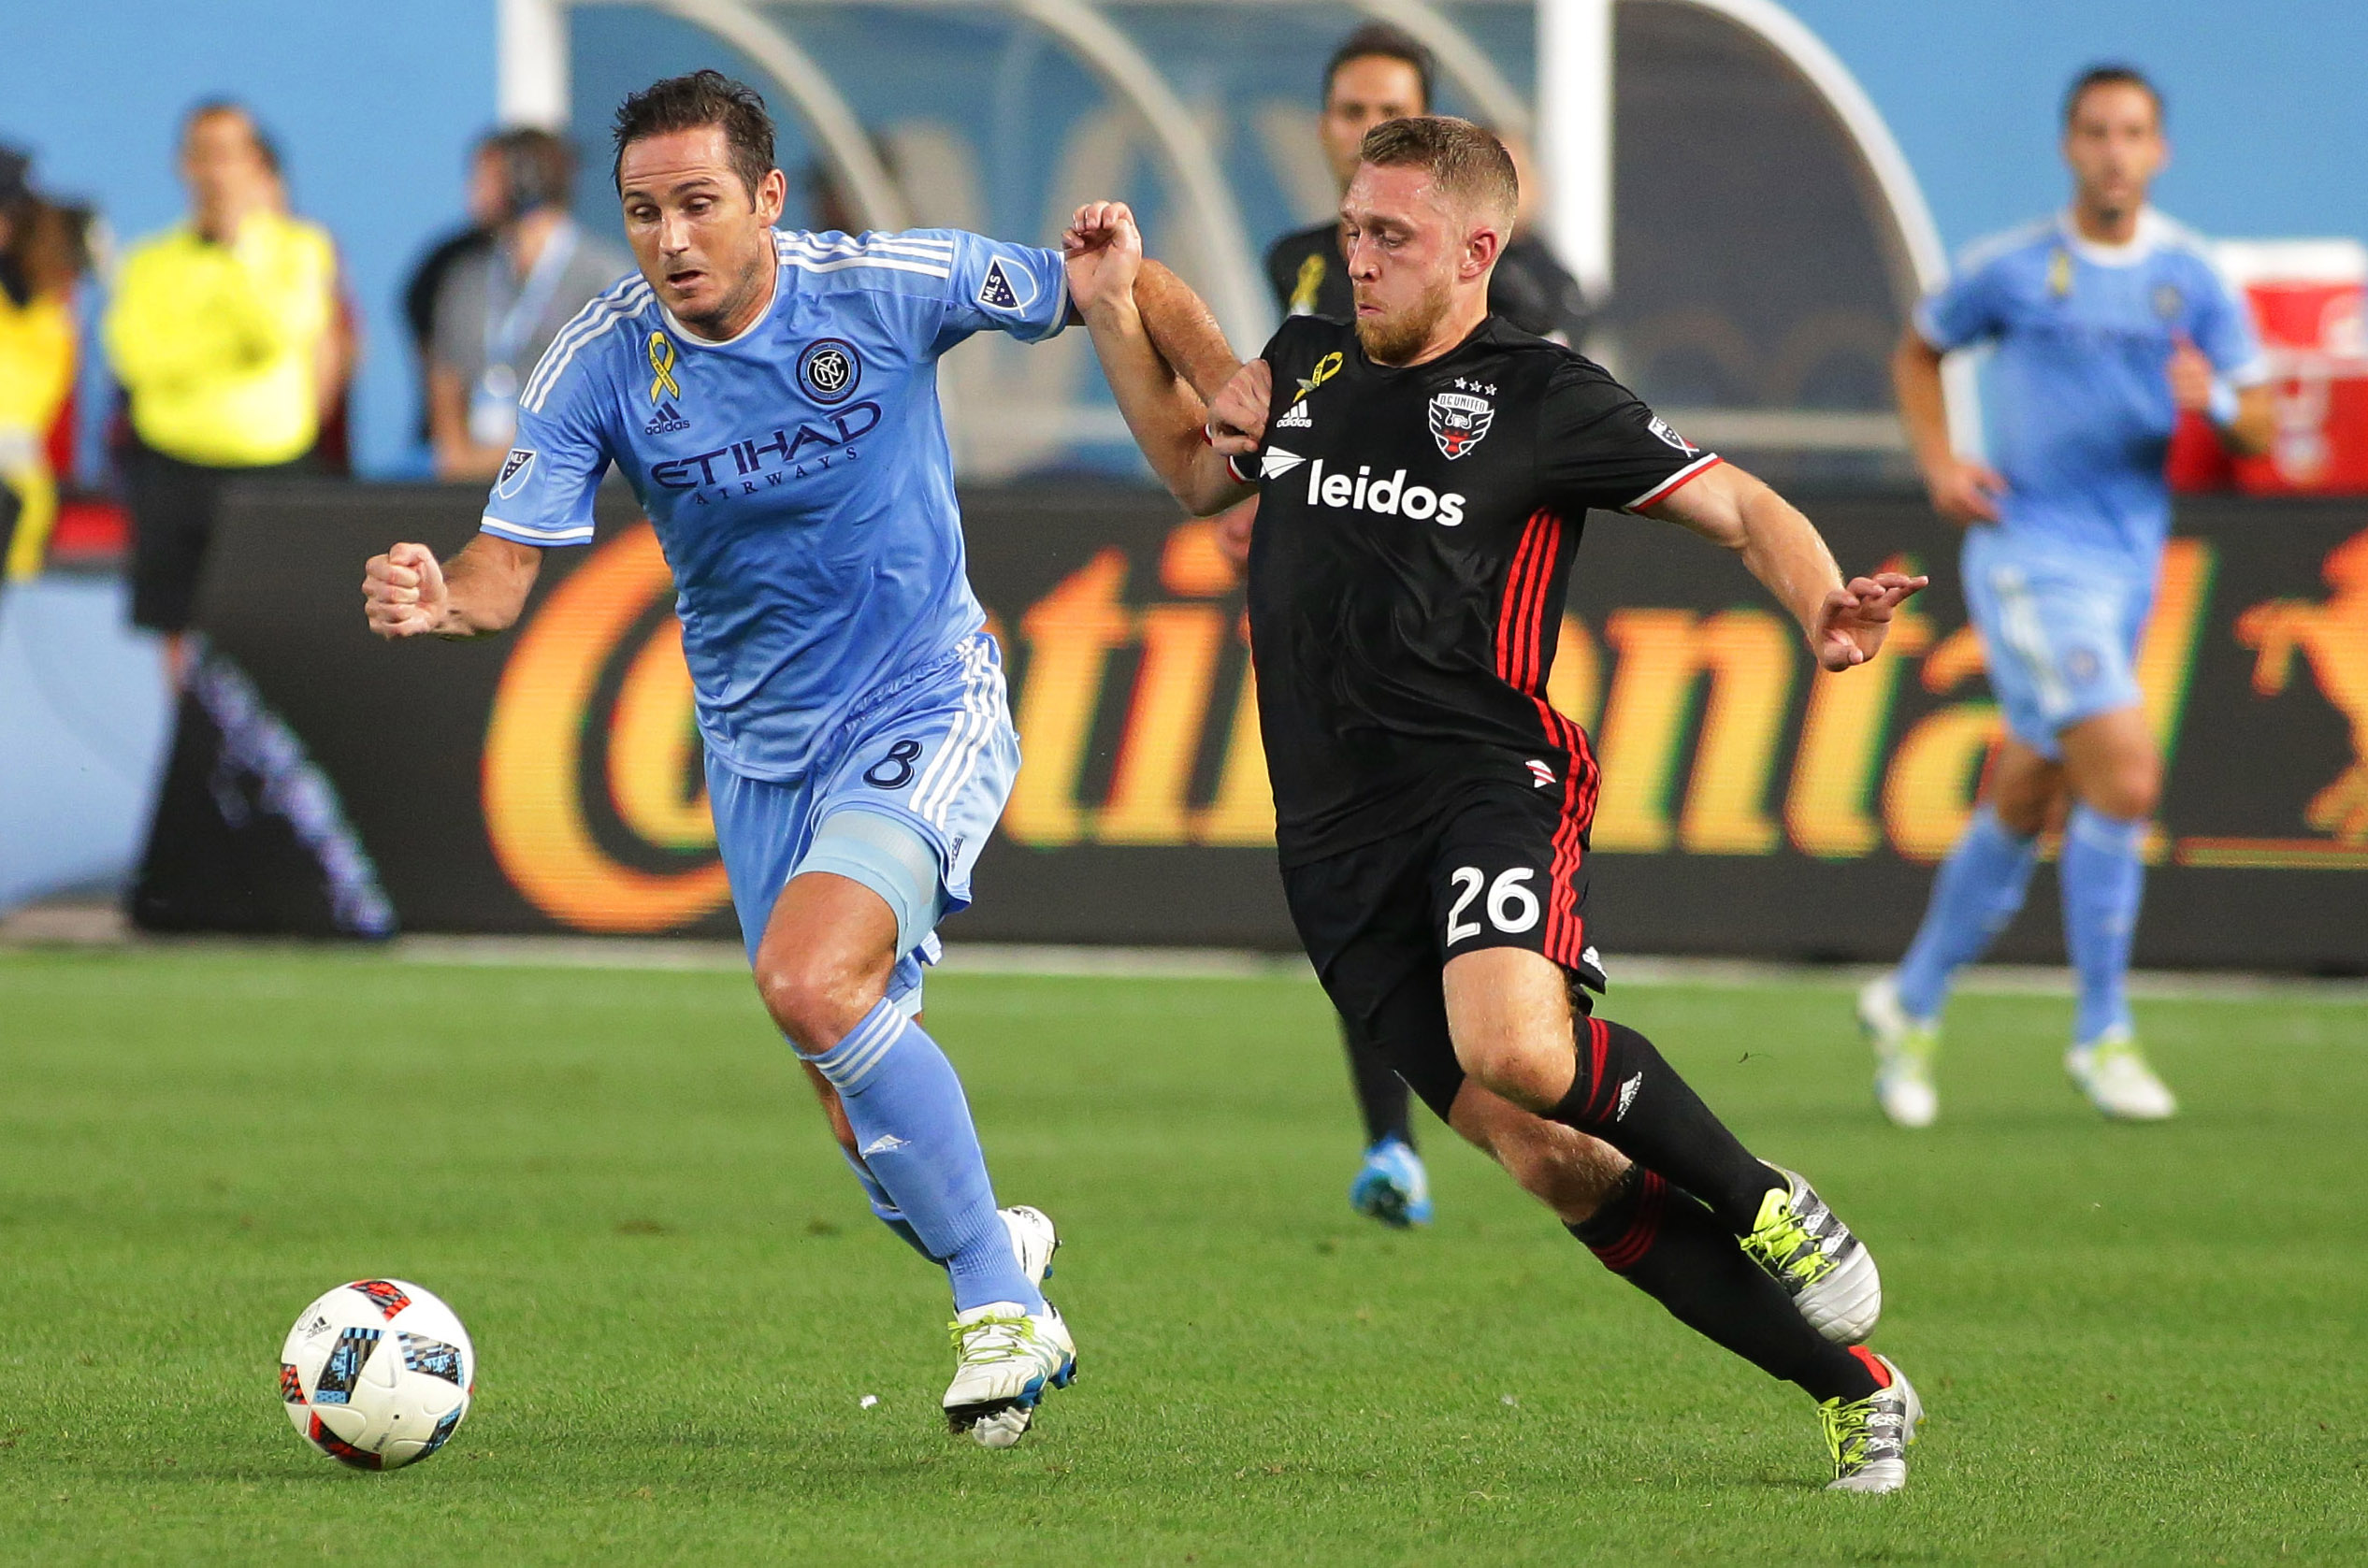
[911,639,999,828]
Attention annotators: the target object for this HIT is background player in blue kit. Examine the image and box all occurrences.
[360,71,1231,1448]
[1860,66,2275,1127]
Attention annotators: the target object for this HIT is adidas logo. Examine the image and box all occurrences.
[1613,1072,1642,1121]
[1525,758,1555,789]
[1275,401,1312,429]
[643,401,690,435]
[861,1133,909,1157]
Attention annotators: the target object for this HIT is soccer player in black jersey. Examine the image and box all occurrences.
[1063,117,1928,1490]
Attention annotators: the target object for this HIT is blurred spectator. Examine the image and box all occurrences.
[400,136,508,447]
[103,101,339,676]
[251,123,362,474]
[1264,23,1591,345]
[426,128,628,481]
[0,146,96,583]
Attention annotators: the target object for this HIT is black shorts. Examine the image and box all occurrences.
[123,438,304,634]
[1279,780,1605,1123]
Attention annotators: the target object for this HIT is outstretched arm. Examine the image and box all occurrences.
[1065,202,1255,517]
[362,533,542,640]
[1643,461,1926,670]
[1132,260,1240,404]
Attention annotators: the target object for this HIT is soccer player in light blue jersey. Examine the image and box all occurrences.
[1860,66,2275,1126]
[361,71,1231,1447]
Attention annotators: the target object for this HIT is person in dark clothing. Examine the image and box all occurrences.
[1266,26,1591,345]
[397,137,508,448]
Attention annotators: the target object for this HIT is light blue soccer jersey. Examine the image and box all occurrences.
[481,227,1068,781]
[1914,209,2265,564]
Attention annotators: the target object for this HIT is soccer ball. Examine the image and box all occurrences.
[280,1279,475,1470]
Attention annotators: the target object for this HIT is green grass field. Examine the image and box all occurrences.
[2,946,2363,1564]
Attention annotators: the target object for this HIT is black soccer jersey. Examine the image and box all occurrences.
[1244,312,1721,866]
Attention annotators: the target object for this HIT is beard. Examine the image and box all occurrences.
[676,255,772,338]
[1354,275,1453,364]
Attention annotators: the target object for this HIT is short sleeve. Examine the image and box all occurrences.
[2190,259,2269,387]
[478,336,614,548]
[931,229,1069,352]
[1912,258,2008,353]
[1537,364,1723,514]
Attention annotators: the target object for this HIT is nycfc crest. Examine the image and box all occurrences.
[1428,387,1494,460]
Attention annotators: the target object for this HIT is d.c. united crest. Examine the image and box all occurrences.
[1428,390,1494,459]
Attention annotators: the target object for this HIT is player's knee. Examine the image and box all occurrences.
[1455,1032,1567,1111]
[755,947,885,1055]
[2084,756,2160,821]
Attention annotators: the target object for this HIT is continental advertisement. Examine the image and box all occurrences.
[135,481,2368,971]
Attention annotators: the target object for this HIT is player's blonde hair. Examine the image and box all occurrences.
[1358,116,1518,231]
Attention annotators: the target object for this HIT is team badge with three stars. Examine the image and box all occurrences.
[1429,376,1495,460]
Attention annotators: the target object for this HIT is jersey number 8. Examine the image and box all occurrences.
[1445,867,1540,943]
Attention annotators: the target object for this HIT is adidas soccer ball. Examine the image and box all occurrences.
[280,1279,475,1470]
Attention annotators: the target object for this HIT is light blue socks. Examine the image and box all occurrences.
[2061,804,2146,1044]
[1895,806,2041,1022]
[801,999,1042,1313]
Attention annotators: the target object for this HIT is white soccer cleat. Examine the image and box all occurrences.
[1857,975,1939,1129]
[2067,1029,2177,1120]
[943,1302,1076,1449]
[1822,1352,1924,1493]
[1741,1166,1883,1345]
[1000,1204,1061,1287]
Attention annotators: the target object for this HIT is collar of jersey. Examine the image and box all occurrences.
[657,245,783,349]
[2056,207,2169,269]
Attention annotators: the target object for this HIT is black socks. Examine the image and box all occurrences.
[1546,1016,1783,1233]
[1338,1011,1415,1148]
[1570,1168,1883,1405]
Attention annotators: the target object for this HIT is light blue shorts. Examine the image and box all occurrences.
[1960,528,2154,761]
[705,633,1018,1014]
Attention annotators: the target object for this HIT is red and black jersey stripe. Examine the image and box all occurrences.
[1494,508,1600,969]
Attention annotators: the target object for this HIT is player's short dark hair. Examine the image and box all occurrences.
[487,127,574,216]
[611,69,775,196]
[2064,64,2163,128]
[1360,116,1517,227]
[1324,22,1435,112]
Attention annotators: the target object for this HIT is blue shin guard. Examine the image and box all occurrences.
[2061,805,2146,1044]
[801,1000,1042,1313]
[1895,806,2040,1022]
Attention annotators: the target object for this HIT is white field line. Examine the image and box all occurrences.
[5,916,2362,1002]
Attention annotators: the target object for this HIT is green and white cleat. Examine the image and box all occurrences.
[1000,1204,1061,1286]
[1741,1167,1882,1345]
[1857,975,1940,1129]
[943,1302,1076,1448]
[2067,1029,2177,1120]
[1821,1352,1923,1493]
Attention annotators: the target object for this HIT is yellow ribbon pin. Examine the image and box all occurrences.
[647,331,681,403]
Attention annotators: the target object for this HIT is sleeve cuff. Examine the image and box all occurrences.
[1624,453,1724,513]
[481,514,594,546]
[1910,299,1958,353]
